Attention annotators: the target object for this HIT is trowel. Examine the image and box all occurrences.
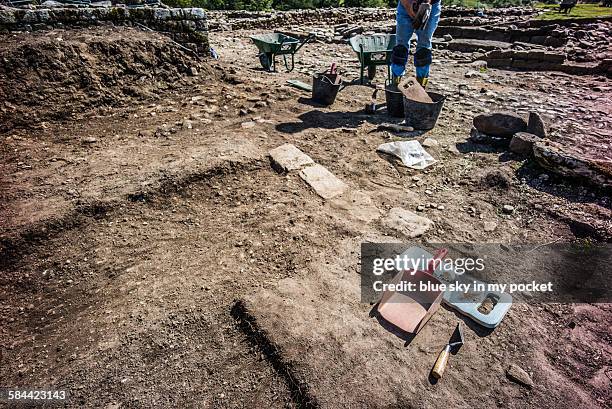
[365,87,380,114]
[431,323,464,379]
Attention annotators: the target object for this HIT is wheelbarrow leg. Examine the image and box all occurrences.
[359,62,364,85]
[283,54,295,73]
[288,53,295,72]
[359,45,366,85]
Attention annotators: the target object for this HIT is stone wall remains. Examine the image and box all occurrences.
[0,5,209,53]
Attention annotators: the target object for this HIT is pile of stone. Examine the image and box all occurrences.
[563,21,612,63]
[470,112,611,190]
[436,5,537,18]
[470,111,546,147]
[484,49,566,70]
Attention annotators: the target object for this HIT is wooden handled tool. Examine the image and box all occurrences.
[432,344,451,379]
[431,323,464,380]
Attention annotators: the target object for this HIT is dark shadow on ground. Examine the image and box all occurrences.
[276,106,403,134]
[456,140,508,155]
[516,160,610,210]
[296,97,331,108]
[428,373,440,385]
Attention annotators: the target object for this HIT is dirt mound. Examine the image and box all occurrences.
[0,26,214,132]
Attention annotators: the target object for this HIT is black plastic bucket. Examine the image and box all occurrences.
[385,84,404,118]
[312,73,341,106]
[403,91,446,130]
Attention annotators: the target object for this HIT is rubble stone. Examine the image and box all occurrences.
[473,112,527,138]
[527,112,547,138]
[509,132,539,156]
[422,137,439,148]
[506,364,534,388]
[533,141,612,190]
[483,221,497,232]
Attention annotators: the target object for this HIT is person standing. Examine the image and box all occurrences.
[394,0,442,87]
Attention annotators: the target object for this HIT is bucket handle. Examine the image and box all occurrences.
[318,73,342,86]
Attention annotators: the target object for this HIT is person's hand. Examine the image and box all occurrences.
[400,0,417,19]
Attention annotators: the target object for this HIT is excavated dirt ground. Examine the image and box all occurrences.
[0,23,611,408]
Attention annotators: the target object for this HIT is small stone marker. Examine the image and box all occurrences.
[269,143,314,172]
[422,137,439,148]
[506,364,534,388]
[382,208,434,238]
[299,164,348,200]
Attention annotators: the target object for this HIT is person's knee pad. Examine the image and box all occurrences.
[414,48,432,67]
[391,44,409,66]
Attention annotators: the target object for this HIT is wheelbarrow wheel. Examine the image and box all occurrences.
[368,65,377,81]
[259,53,273,71]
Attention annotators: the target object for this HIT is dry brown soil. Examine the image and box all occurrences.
[0,25,610,408]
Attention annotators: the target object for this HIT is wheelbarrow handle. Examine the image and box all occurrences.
[295,33,316,52]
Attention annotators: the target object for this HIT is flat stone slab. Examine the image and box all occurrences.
[382,207,434,238]
[299,164,348,200]
[269,143,314,172]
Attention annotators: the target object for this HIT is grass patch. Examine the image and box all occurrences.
[535,3,612,20]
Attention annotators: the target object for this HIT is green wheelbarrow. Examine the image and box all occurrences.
[250,32,315,72]
[349,34,397,85]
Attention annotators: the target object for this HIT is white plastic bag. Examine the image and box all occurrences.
[376,140,437,170]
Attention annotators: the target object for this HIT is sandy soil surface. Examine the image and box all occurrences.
[0,23,610,408]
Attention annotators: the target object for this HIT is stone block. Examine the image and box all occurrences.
[299,164,348,200]
[269,143,314,172]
